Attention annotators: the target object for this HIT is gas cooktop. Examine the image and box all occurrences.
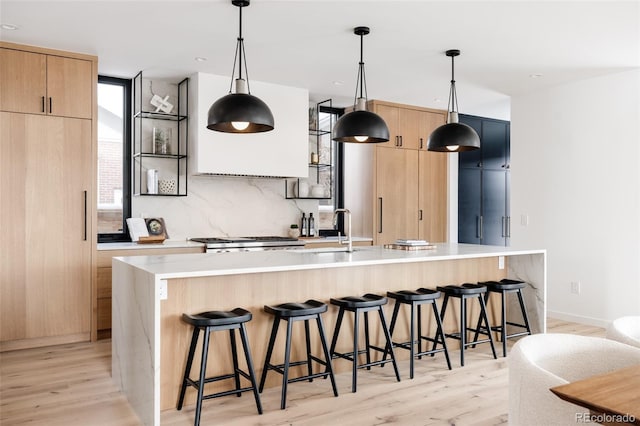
[189,236,304,249]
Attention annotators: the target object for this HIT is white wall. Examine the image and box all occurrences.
[511,69,640,326]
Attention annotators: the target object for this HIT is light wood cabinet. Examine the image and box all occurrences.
[95,246,204,339]
[419,150,447,242]
[372,101,431,150]
[0,46,93,119]
[1,113,93,350]
[0,42,97,352]
[374,147,419,244]
[345,100,447,245]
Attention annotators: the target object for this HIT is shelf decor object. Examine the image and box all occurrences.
[427,49,480,152]
[332,26,389,144]
[207,0,274,133]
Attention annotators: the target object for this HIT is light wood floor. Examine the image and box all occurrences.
[0,318,605,426]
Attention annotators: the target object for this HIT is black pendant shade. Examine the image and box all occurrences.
[207,0,274,134]
[207,92,274,133]
[427,122,480,152]
[333,26,389,143]
[333,109,390,143]
[427,49,480,152]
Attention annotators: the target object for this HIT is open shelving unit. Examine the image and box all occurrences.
[132,71,188,196]
[285,99,333,199]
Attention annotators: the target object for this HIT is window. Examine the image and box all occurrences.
[97,76,132,242]
[318,105,345,235]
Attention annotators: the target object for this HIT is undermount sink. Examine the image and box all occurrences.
[294,247,358,254]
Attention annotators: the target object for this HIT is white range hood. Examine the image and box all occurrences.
[189,72,308,178]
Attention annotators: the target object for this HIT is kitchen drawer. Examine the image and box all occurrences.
[97,268,112,299]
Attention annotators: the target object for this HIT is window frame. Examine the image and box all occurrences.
[318,104,346,236]
[97,75,132,243]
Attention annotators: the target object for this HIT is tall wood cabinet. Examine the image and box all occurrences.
[0,42,97,351]
[345,100,447,245]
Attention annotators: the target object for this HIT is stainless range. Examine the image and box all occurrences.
[189,236,305,253]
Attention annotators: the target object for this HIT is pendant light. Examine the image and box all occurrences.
[207,0,274,133]
[427,49,480,152]
[332,26,389,143]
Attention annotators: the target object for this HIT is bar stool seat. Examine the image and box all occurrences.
[436,284,497,366]
[472,279,532,357]
[177,308,262,426]
[385,289,452,378]
[329,293,400,392]
[259,299,338,409]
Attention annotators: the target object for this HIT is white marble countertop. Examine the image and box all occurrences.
[97,240,205,251]
[113,243,545,280]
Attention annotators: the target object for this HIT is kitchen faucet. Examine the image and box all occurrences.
[333,208,353,252]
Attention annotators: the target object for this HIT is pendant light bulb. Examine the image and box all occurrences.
[232,121,250,131]
[207,0,274,134]
[332,27,389,143]
[427,49,480,152]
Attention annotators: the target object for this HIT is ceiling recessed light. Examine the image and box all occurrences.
[1,23,19,30]
[529,73,543,79]
[194,57,207,62]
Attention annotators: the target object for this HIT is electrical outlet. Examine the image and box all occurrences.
[571,281,581,294]
[159,280,168,300]
[521,214,529,226]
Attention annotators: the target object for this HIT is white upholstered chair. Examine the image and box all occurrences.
[606,316,640,348]
[508,333,640,426]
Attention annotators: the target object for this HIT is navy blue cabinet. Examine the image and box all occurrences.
[458,115,510,246]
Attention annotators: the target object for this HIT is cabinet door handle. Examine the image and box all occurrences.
[399,135,403,147]
[49,97,52,114]
[378,197,383,233]
[477,216,483,239]
[419,209,423,221]
[507,216,511,238]
[395,136,399,147]
[419,138,423,149]
[83,190,87,241]
[41,96,45,113]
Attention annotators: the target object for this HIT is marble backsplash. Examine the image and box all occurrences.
[132,175,318,240]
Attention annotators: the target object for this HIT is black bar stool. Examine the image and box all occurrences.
[177,308,262,426]
[259,299,338,409]
[436,284,497,367]
[329,293,400,392]
[472,279,532,357]
[385,288,452,378]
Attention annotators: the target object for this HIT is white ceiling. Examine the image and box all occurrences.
[2,0,639,119]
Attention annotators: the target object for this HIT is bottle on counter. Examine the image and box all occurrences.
[301,213,308,237]
[308,213,315,237]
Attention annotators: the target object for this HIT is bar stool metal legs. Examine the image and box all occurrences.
[259,299,338,410]
[436,284,497,367]
[329,294,401,392]
[177,308,262,426]
[385,289,452,379]
[472,279,532,357]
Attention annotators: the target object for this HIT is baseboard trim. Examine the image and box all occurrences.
[0,332,90,352]
[547,310,610,329]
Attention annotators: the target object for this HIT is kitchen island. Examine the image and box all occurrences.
[112,243,545,426]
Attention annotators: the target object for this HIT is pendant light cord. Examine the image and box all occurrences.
[353,31,369,107]
[447,53,459,122]
[228,4,251,94]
